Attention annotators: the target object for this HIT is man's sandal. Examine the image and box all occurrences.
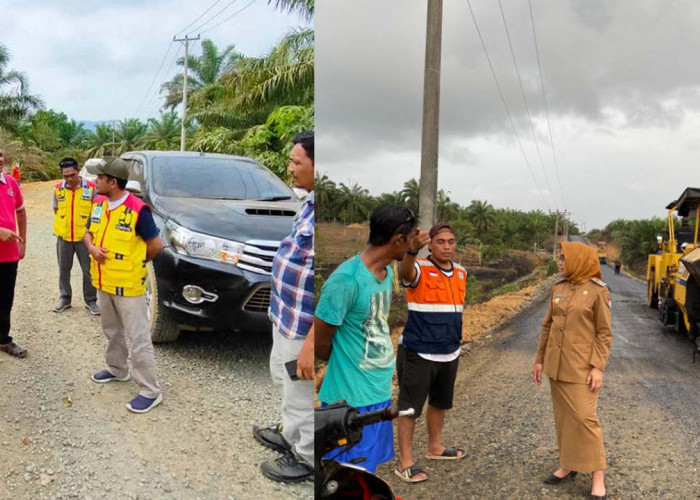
[393,464,428,483]
[425,447,467,460]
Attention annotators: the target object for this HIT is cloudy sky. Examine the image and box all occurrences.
[0,0,307,122]
[316,0,700,230]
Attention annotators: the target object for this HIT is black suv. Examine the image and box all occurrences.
[120,151,300,342]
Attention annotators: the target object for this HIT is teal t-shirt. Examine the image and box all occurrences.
[317,254,395,407]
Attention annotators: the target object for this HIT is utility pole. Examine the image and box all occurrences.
[552,211,559,259]
[173,35,199,152]
[418,0,443,246]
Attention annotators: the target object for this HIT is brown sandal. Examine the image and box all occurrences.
[0,342,27,358]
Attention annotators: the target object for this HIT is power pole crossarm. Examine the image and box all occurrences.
[173,34,200,152]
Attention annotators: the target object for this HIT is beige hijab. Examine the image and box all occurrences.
[560,242,602,285]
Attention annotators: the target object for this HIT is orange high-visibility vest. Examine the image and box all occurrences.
[88,193,148,297]
[402,258,467,354]
[53,179,95,241]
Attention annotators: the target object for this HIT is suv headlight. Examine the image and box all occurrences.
[166,220,245,265]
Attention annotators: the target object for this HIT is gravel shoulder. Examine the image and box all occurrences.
[0,181,312,499]
[379,265,700,499]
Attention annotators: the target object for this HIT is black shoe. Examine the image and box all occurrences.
[543,470,577,484]
[590,496,606,500]
[253,424,292,454]
[260,453,313,483]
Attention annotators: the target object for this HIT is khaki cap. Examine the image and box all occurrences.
[86,157,129,181]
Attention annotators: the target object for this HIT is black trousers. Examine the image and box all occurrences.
[0,261,18,344]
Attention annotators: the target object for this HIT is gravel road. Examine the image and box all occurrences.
[379,265,700,499]
[0,181,312,499]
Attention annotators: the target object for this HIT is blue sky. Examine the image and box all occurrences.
[0,0,309,121]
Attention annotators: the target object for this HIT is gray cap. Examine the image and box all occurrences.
[86,157,129,181]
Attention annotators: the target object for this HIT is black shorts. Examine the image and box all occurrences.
[396,343,459,419]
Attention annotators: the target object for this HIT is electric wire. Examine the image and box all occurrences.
[528,0,568,212]
[175,0,222,36]
[187,0,241,36]
[132,41,174,119]
[199,0,258,35]
[143,44,184,120]
[497,0,558,209]
[466,0,551,211]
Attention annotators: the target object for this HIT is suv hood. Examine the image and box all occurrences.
[154,196,301,242]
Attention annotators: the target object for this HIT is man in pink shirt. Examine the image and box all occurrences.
[0,149,27,358]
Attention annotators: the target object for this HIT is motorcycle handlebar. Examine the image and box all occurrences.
[346,406,415,429]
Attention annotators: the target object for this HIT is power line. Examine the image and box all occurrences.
[175,0,222,36]
[497,0,558,210]
[528,0,568,212]
[142,44,184,120]
[132,41,174,119]
[466,0,551,211]
[187,0,241,36]
[199,0,258,35]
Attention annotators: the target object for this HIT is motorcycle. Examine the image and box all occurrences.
[315,400,414,499]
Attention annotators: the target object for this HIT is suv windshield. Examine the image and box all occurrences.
[151,156,294,201]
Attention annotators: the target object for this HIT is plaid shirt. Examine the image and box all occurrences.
[269,191,314,339]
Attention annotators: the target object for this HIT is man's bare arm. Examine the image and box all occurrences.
[145,236,164,262]
[315,317,338,362]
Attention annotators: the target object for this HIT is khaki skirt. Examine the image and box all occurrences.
[549,379,606,472]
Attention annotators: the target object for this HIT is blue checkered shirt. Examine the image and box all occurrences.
[269,191,314,339]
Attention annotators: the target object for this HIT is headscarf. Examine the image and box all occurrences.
[559,241,602,285]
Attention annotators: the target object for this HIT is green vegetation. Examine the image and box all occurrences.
[317,175,579,260]
[0,0,313,182]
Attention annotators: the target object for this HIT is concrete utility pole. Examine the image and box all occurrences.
[418,0,443,243]
[552,211,559,259]
[173,35,200,152]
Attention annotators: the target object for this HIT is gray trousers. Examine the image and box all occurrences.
[98,290,161,399]
[269,326,314,466]
[57,237,97,304]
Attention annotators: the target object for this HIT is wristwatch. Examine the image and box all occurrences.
[406,249,419,256]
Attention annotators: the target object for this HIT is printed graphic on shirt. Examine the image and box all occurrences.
[359,288,393,370]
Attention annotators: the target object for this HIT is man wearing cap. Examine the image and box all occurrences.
[0,148,27,358]
[52,157,99,315]
[393,222,467,483]
[84,157,164,413]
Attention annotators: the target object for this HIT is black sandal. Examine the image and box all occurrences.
[394,464,428,483]
[543,470,577,484]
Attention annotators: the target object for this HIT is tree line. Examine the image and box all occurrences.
[316,174,580,262]
[0,0,313,182]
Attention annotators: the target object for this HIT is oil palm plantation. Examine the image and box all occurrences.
[142,111,181,150]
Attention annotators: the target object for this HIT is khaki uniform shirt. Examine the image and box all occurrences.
[536,278,612,383]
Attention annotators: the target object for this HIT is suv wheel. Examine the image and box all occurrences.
[146,262,181,343]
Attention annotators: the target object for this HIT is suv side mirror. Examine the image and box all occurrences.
[127,180,143,197]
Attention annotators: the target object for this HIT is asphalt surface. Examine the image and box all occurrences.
[380,266,700,499]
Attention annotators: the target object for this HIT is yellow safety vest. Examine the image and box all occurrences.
[53,180,95,241]
[88,193,148,297]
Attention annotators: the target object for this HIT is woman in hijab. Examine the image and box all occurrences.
[532,242,612,500]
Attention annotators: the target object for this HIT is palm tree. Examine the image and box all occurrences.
[466,200,497,237]
[436,189,460,222]
[86,123,118,158]
[401,178,420,213]
[338,182,370,223]
[0,43,42,132]
[114,118,147,154]
[161,39,241,110]
[142,111,181,150]
[267,0,314,20]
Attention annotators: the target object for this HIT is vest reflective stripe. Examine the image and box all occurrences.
[402,258,467,354]
[407,302,464,313]
[53,181,95,241]
[88,193,148,297]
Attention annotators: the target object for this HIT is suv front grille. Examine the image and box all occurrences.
[238,239,280,275]
[243,286,271,312]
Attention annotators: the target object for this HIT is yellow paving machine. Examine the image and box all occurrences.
[647,188,700,354]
